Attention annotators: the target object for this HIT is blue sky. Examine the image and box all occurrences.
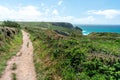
[0,0,120,24]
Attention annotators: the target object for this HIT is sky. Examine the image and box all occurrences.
[0,0,120,24]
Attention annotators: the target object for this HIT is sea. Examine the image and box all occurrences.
[76,25,120,35]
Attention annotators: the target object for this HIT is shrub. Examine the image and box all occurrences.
[2,20,20,29]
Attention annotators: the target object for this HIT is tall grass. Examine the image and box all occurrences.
[0,32,22,76]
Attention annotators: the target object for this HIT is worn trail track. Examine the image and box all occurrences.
[0,30,36,80]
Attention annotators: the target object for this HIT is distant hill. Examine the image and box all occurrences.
[50,22,74,29]
[88,32,120,38]
[18,22,83,36]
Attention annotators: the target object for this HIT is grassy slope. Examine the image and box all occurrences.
[0,31,22,76]
[18,22,76,32]
[23,22,120,80]
[0,21,2,25]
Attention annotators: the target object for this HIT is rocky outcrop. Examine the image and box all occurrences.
[0,27,19,40]
[54,30,69,36]
[75,26,83,31]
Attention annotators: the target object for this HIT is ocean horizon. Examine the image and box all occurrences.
[76,24,120,35]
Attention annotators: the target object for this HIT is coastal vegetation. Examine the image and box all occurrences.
[0,21,120,80]
[2,20,21,29]
[23,22,120,80]
[0,21,22,76]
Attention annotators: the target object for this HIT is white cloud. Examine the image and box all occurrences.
[0,6,13,20]
[0,5,95,24]
[0,5,42,21]
[88,9,120,19]
[58,0,63,6]
[17,6,41,19]
[48,16,95,24]
[52,9,59,15]
[77,16,95,23]
[44,8,50,15]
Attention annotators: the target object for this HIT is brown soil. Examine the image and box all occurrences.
[0,30,36,80]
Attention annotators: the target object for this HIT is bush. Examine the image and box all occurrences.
[2,20,20,29]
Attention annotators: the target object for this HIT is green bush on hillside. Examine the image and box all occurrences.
[25,22,120,80]
[2,20,20,29]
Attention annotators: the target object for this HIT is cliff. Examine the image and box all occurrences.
[51,22,74,29]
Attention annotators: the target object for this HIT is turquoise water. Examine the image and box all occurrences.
[77,25,120,35]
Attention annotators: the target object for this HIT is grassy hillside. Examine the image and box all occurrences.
[23,22,120,80]
[19,22,82,34]
[3,21,120,80]
[0,22,2,24]
[0,22,22,76]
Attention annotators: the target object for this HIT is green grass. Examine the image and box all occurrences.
[27,42,29,47]
[11,63,17,70]
[12,73,17,80]
[0,32,22,76]
[24,22,120,80]
[0,21,2,26]
[19,22,82,35]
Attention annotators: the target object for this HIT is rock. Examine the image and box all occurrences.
[54,30,69,36]
[0,27,18,39]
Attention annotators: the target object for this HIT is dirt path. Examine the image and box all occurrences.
[0,30,36,80]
